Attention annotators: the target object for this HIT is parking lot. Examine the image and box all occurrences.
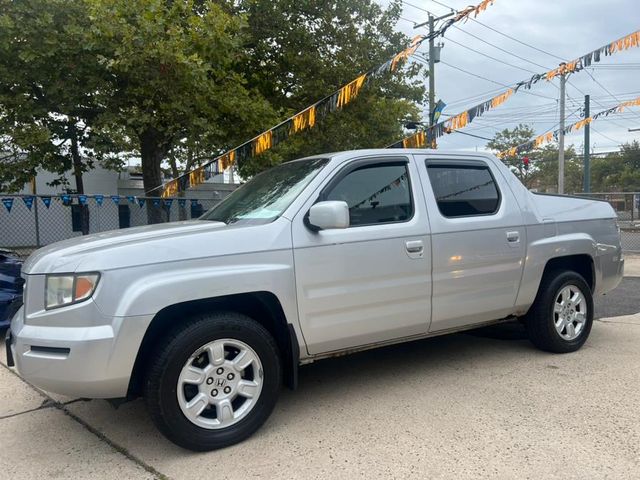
[2,257,639,480]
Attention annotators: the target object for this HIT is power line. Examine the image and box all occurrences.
[566,82,639,131]
[467,21,566,62]
[449,25,554,71]
[452,130,494,141]
[431,57,557,100]
[461,106,582,134]
[405,0,556,73]
[445,86,511,108]
[402,0,440,18]
[583,69,640,121]
[443,35,540,74]
[591,127,624,144]
[425,0,569,62]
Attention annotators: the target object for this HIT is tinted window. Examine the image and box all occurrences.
[326,163,413,226]
[427,164,500,217]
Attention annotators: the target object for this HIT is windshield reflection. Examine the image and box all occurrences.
[200,158,328,225]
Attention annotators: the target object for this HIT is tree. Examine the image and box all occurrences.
[0,0,121,195]
[487,125,587,192]
[232,0,425,175]
[591,141,640,192]
[164,0,425,177]
[83,0,279,222]
[2,0,424,224]
[486,124,537,187]
[530,144,582,193]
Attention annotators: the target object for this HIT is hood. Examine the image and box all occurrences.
[23,220,227,274]
[530,193,616,222]
[23,217,293,274]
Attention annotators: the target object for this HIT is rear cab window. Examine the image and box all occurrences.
[425,161,501,218]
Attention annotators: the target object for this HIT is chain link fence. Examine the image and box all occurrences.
[579,192,640,253]
[0,194,221,256]
[3,191,640,257]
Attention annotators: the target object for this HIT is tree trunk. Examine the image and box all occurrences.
[70,129,89,235]
[140,129,169,224]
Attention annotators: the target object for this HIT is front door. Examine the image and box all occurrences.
[292,156,432,355]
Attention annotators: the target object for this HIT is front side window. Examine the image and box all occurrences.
[427,163,500,217]
[325,162,413,226]
[201,158,328,225]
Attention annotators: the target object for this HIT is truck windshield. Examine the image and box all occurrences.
[200,158,329,225]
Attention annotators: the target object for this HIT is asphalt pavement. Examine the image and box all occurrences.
[1,256,639,479]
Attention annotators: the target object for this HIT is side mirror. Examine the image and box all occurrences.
[307,201,350,230]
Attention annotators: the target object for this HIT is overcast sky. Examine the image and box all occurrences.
[390,0,640,154]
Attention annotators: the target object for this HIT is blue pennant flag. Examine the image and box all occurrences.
[431,99,447,125]
[137,198,146,208]
[110,195,120,205]
[61,194,71,205]
[164,198,173,208]
[94,195,104,206]
[2,198,14,213]
[178,198,187,208]
[152,198,161,207]
[126,195,135,204]
[78,195,88,206]
[22,196,34,211]
[41,196,52,209]
[190,199,199,207]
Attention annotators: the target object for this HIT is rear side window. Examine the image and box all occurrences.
[325,163,413,226]
[426,164,500,217]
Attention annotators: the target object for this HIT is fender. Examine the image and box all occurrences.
[515,232,596,313]
[91,249,308,360]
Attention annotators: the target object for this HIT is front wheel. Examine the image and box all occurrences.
[525,270,594,353]
[144,312,282,451]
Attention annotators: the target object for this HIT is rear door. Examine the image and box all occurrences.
[416,155,525,332]
[291,155,432,355]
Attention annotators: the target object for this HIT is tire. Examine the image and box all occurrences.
[525,270,594,353]
[144,311,282,451]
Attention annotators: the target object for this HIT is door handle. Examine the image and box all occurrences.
[405,240,424,253]
[506,231,520,243]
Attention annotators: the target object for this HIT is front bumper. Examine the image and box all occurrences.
[9,306,152,398]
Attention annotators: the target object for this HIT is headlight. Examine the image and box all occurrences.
[45,273,100,310]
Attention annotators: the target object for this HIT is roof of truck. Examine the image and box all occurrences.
[292,148,497,163]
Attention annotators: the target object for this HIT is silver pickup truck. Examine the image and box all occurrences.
[6,149,623,450]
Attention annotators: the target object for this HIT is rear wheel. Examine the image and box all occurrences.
[144,312,281,451]
[525,270,593,353]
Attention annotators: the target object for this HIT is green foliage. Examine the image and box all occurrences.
[1,0,425,197]
[236,0,424,175]
[486,124,537,187]
[0,0,121,192]
[591,140,640,192]
[531,144,583,193]
[83,0,279,197]
[487,125,640,193]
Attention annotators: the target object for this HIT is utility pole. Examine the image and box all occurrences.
[558,64,566,194]
[629,127,640,132]
[414,11,454,126]
[583,94,590,193]
[428,15,436,126]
